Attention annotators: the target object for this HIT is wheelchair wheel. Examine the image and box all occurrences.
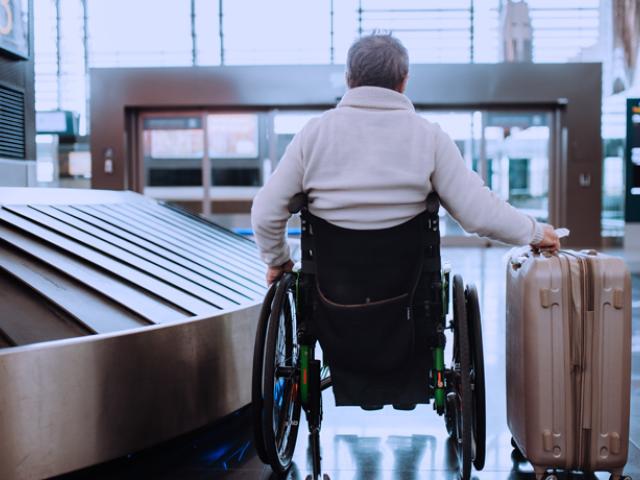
[252,281,277,463]
[466,284,486,471]
[261,273,302,474]
[451,274,472,480]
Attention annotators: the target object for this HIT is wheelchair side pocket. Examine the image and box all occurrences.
[314,288,414,373]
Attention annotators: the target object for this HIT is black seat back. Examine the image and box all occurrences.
[310,213,423,305]
[291,192,442,406]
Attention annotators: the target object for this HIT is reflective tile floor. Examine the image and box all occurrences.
[59,248,640,480]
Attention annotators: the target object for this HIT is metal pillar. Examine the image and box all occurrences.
[190,0,197,66]
[218,0,224,65]
[55,0,62,110]
[81,0,90,134]
[202,111,212,216]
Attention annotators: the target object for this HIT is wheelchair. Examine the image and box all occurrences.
[252,192,486,480]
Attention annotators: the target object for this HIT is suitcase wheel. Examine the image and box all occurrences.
[510,436,525,460]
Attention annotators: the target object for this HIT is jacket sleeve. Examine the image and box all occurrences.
[251,130,305,267]
[430,125,543,246]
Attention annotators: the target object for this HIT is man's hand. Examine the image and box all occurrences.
[266,259,294,285]
[531,224,561,253]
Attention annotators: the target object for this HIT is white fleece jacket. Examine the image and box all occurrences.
[251,86,543,267]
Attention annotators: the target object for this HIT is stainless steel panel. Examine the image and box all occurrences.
[0,304,260,480]
[0,186,147,205]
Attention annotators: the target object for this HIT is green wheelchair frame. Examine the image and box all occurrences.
[252,198,486,480]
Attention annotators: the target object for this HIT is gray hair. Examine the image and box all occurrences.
[346,33,409,90]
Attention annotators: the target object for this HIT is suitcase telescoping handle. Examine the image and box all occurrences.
[508,228,571,270]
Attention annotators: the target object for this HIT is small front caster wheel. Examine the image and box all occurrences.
[610,476,632,480]
[545,475,558,480]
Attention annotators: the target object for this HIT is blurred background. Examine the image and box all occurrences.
[1,2,640,479]
[1,0,634,246]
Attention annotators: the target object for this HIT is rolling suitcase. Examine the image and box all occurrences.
[506,249,632,480]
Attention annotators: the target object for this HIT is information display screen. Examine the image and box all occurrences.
[142,116,204,160]
[625,99,640,221]
[207,114,258,158]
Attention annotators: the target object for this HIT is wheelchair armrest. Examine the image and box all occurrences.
[288,192,309,214]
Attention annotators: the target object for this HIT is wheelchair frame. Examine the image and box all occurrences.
[252,194,486,480]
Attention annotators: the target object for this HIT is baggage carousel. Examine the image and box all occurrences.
[0,188,266,480]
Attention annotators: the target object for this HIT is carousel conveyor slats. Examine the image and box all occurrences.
[77,203,265,292]
[102,202,265,278]
[0,243,152,333]
[47,205,261,299]
[30,204,250,305]
[0,222,188,324]
[0,188,267,348]
[4,205,238,310]
[0,208,215,315]
[0,268,92,344]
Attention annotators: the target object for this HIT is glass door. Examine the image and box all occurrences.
[420,109,553,243]
[140,111,206,198]
[139,111,265,216]
[481,111,550,223]
[419,111,479,238]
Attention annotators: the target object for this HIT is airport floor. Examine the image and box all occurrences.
[59,247,640,480]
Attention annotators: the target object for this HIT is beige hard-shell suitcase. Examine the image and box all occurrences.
[506,249,632,480]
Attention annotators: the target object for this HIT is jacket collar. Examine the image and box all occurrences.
[337,86,415,112]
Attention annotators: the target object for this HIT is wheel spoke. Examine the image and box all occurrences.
[259,275,302,473]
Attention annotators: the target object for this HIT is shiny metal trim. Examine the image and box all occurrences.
[0,187,148,205]
[0,304,260,480]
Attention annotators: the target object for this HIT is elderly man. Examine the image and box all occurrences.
[252,33,559,284]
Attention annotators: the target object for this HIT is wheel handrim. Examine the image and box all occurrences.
[252,282,277,463]
[451,275,472,480]
[272,290,300,460]
[466,284,486,471]
[262,274,302,472]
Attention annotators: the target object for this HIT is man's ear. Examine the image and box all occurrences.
[397,75,409,93]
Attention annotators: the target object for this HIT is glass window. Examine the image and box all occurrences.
[148,130,204,160]
[34,0,58,112]
[358,0,473,63]
[420,110,551,236]
[142,115,204,188]
[484,117,550,223]
[87,0,192,67]
[272,111,321,169]
[194,0,221,66]
[602,96,626,238]
[526,0,600,63]
[222,0,331,65]
[420,111,478,236]
[207,113,259,158]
